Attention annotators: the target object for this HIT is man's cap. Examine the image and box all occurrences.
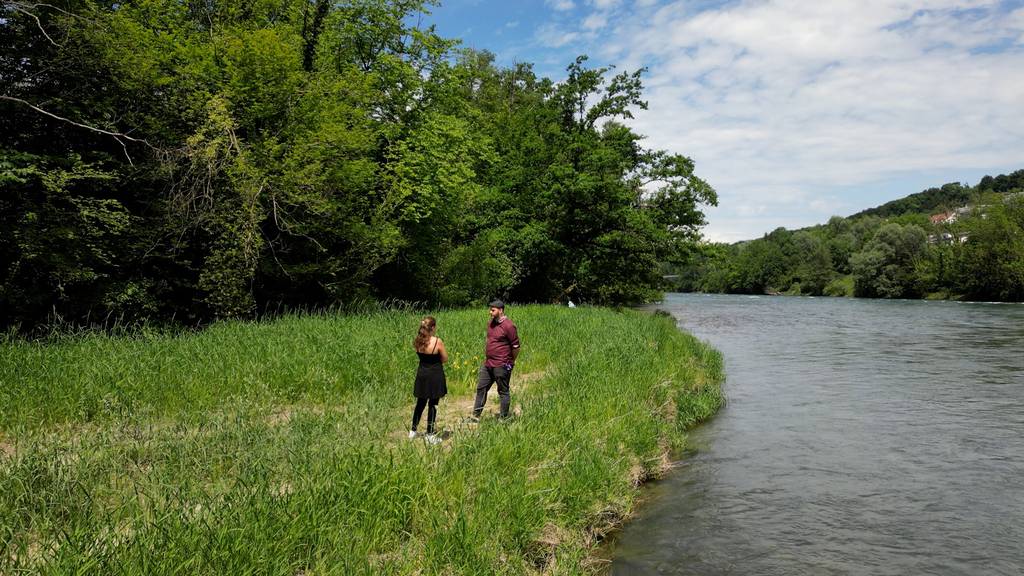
[488,299,505,309]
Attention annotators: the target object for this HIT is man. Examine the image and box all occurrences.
[472,299,520,420]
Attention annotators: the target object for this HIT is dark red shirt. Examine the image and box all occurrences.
[484,316,520,368]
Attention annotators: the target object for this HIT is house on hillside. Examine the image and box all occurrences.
[926,232,970,245]
[929,205,973,225]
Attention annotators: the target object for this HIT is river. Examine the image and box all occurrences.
[612,293,1024,575]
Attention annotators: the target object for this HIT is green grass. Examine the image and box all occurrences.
[924,290,965,301]
[823,274,855,297]
[0,306,723,574]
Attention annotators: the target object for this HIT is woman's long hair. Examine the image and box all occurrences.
[413,316,436,351]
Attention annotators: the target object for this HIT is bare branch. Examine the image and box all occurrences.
[0,95,156,165]
[8,3,59,46]
[4,2,97,24]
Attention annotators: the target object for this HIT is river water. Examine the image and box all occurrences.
[612,293,1024,575]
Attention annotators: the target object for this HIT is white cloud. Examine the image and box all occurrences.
[583,13,608,30]
[1008,7,1024,32]
[546,0,576,11]
[572,0,1024,241]
[536,23,582,48]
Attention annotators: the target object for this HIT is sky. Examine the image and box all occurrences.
[423,0,1024,242]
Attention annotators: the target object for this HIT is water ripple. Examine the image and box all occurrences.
[613,294,1024,575]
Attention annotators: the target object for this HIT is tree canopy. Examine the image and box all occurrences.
[0,1,716,332]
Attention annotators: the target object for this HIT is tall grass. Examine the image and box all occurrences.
[0,306,723,574]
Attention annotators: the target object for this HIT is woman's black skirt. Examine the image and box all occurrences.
[413,363,447,399]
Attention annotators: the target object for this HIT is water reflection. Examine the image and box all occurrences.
[612,294,1024,576]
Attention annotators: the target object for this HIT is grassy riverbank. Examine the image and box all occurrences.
[0,306,723,574]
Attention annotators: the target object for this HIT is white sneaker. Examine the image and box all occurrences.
[425,433,442,445]
[408,430,417,439]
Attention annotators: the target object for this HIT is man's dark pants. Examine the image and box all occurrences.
[473,365,511,418]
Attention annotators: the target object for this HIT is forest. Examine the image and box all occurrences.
[673,170,1024,302]
[0,0,716,333]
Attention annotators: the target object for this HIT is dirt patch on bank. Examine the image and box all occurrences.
[391,369,548,445]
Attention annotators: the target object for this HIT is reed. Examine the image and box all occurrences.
[0,306,723,574]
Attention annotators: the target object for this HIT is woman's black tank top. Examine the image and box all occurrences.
[417,338,442,365]
[417,351,442,365]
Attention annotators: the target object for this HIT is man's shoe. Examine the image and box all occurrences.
[408,430,417,439]
[425,433,442,445]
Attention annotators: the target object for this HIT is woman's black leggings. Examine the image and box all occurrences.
[412,397,439,433]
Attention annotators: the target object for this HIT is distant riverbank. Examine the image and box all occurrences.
[682,283,1024,303]
[1,305,723,574]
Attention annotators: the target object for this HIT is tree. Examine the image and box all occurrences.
[1,6,717,330]
[850,223,926,298]
[955,194,1024,300]
[789,231,833,295]
[733,239,787,294]
[440,54,715,306]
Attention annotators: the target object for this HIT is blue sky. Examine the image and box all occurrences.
[423,0,1024,242]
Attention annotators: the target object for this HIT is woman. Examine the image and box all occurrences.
[411,316,447,444]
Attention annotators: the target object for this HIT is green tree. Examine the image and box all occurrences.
[850,223,927,298]
[828,232,857,275]
[433,53,715,306]
[955,194,1024,300]
[1,6,716,330]
[733,238,787,294]
[789,231,833,295]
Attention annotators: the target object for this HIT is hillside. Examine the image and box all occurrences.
[672,168,1024,301]
[850,169,1024,219]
